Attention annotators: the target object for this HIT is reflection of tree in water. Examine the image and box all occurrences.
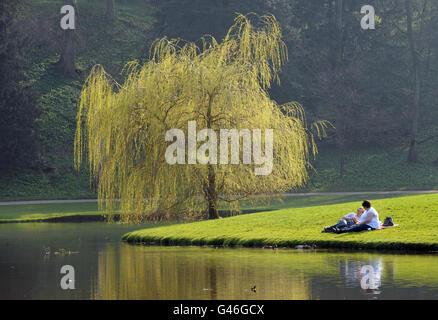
[383,260,395,283]
[208,263,217,300]
[93,246,312,299]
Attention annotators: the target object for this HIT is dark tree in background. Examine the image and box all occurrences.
[57,0,79,77]
[267,0,389,175]
[404,0,424,163]
[0,0,40,170]
[2,0,437,175]
[149,0,438,171]
[152,0,268,42]
[106,0,115,22]
[267,0,438,169]
[379,0,437,163]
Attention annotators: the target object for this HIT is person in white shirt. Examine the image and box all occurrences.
[334,200,380,233]
[322,207,365,233]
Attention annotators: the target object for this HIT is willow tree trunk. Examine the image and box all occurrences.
[106,0,115,22]
[58,0,78,77]
[405,0,420,163]
[205,94,219,220]
[207,164,219,219]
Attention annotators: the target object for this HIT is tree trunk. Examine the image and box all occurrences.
[207,165,219,219]
[335,0,345,177]
[405,0,420,163]
[336,0,343,35]
[58,0,78,77]
[106,0,115,22]
[336,116,345,177]
[339,140,345,178]
[58,30,76,76]
[335,0,344,64]
[205,94,219,220]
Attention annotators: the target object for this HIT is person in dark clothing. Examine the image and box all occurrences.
[333,200,380,234]
[322,207,364,233]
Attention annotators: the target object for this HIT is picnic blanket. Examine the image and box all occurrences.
[377,224,399,230]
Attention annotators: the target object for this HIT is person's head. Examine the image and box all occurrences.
[357,207,365,216]
[362,200,371,209]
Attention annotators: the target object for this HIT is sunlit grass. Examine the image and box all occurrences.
[123,193,438,251]
[0,193,409,223]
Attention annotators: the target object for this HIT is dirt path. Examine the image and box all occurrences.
[1,190,438,206]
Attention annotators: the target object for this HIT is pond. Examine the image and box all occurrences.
[1,222,438,300]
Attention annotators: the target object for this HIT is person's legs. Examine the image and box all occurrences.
[335,224,374,234]
[333,219,349,229]
[323,219,348,232]
[345,219,356,227]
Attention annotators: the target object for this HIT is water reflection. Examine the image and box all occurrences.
[338,257,383,296]
[93,245,312,299]
[1,223,438,300]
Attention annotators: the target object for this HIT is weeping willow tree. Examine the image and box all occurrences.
[75,13,328,222]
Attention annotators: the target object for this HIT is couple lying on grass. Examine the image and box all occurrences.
[322,200,380,234]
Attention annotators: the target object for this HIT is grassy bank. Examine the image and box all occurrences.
[122,193,438,251]
[0,202,103,223]
[0,193,411,223]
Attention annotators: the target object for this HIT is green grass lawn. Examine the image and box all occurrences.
[3,193,438,251]
[122,193,438,251]
[0,193,410,223]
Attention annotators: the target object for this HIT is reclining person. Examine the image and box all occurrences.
[322,207,365,233]
[333,200,380,234]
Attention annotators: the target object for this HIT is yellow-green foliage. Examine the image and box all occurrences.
[75,14,326,222]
